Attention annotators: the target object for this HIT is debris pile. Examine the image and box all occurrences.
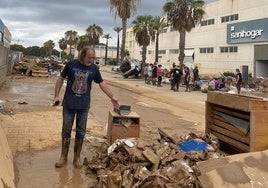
[13,58,63,77]
[83,129,227,188]
[254,77,268,92]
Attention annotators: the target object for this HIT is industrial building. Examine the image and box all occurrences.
[126,0,268,78]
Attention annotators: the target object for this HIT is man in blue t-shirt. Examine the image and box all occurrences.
[53,46,120,169]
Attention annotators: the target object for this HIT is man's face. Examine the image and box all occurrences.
[83,50,95,65]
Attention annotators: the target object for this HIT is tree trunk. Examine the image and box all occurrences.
[105,40,108,65]
[116,33,120,65]
[179,28,186,68]
[140,44,147,77]
[155,32,159,63]
[121,18,127,62]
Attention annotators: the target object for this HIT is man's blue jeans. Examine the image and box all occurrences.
[62,107,89,140]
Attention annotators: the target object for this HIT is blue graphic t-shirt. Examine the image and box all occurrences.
[61,59,103,109]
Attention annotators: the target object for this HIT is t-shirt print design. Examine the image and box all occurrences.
[72,70,89,94]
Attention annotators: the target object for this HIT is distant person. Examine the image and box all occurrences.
[235,68,242,94]
[147,63,153,84]
[184,66,191,92]
[193,66,199,83]
[144,63,149,83]
[53,46,120,169]
[194,76,203,90]
[157,64,163,87]
[170,65,183,91]
[152,63,158,86]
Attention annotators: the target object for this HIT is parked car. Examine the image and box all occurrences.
[120,59,142,78]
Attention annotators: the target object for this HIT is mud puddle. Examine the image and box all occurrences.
[15,145,97,188]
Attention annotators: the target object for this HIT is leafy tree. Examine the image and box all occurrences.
[24,46,41,57]
[113,27,122,65]
[152,16,168,63]
[39,47,47,57]
[110,0,140,60]
[58,38,67,59]
[10,44,25,53]
[51,49,60,57]
[43,40,55,57]
[132,15,155,65]
[103,34,112,65]
[86,24,103,48]
[163,0,205,67]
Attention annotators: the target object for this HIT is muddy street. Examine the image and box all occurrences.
[0,67,207,187]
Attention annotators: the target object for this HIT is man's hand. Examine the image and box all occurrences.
[111,97,120,109]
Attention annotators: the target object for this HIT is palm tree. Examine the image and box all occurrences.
[103,34,112,65]
[113,27,122,65]
[152,16,168,63]
[76,35,89,53]
[86,24,103,48]
[58,38,67,59]
[163,0,205,67]
[64,30,78,57]
[110,0,141,60]
[132,15,155,65]
[43,40,55,57]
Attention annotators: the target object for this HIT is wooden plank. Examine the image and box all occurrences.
[214,111,250,134]
[205,102,214,133]
[213,106,250,120]
[250,101,268,111]
[206,92,251,112]
[210,131,250,152]
[207,124,250,144]
[250,135,268,151]
[212,117,246,135]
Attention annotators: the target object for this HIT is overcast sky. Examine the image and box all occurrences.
[0,0,215,50]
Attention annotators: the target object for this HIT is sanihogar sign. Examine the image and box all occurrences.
[227,18,268,44]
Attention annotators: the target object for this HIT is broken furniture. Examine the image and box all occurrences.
[107,110,140,144]
[206,91,268,152]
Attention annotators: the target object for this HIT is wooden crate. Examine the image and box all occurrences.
[206,91,268,152]
[107,110,140,144]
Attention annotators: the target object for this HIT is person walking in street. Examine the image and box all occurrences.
[170,65,183,91]
[193,65,199,83]
[147,63,153,84]
[152,63,158,86]
[235,68,242,94]
[53,46,120,169]
[169,63,176,90]
[184,66,191,92]
[143,63,149,84]
[157,64,163,87]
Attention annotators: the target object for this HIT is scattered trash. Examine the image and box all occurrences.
[83,129,225,187]
[0,104,15,119]
[18,101,28,105]
[178,139,209,153]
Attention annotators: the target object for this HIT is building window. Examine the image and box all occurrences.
[207,48,214,53]
[0,31,3,45]
[220,46,238,53]
[221,14,239,23]
[199,47,214,53]
[201,19,215,26]
[159,28,167,34]
[169,49,179,54]
[148,50,155,55]
[170,27,176,32]
[158,50,166,54]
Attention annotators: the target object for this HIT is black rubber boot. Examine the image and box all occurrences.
[55,137,70,168]
[73,138,83,169]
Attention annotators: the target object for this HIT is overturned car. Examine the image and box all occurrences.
[120,58,142,78]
